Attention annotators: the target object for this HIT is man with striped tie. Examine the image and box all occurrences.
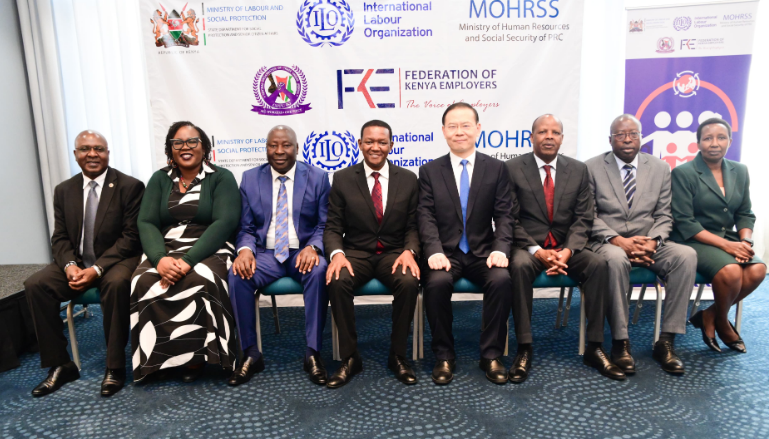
[228,125,331,386]
[586,114,696,375]
[507,114,624,382]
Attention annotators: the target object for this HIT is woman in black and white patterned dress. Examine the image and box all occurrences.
[130,121,241,382]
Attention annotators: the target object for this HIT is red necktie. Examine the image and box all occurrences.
[542,165,558,249]
[371,172,384,254]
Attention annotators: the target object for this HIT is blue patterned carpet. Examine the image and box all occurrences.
[2,279,768,438]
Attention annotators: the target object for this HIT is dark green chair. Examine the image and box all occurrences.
[64,287,101,369]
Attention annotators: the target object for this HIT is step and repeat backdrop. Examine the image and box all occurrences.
[142,0,585,181]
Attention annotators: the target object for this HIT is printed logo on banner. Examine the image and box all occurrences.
[251,66,312,116]
[629,20,644,32]
[655,37,675,53]
[150,3,202,47]
[296,0,355,47]
[673,16,692,31]
[302,131,360,170]
[673,71,700,98]
[336,69,398,109]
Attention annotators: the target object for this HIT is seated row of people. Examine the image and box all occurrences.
[24,103,764,398]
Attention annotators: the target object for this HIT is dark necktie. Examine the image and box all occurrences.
[371,172,384,254]
[542,165,558,249]
[623,164,636,209]
[82,181,98,267]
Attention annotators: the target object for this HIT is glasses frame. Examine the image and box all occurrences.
[610,132,641,140]
[75,145,108,154]
[170,137,202,150]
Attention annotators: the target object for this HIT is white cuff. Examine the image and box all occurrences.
[329,249,345,260]
[527,246,541,255]
[92,265,103,277]
[427,253,444,262]
[237,246,254,255]
[490,251,507,258]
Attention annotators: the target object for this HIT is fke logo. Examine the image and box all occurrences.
[337,69,398,109]
[297,0,355,47]
[656,37,674,53]
[303,131,360,171]
[151,3,202,47]
[673,16,692,31]
[252,66,312,116]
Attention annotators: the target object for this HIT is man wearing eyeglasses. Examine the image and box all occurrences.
[586,114,696,376]
[24,130,144,397]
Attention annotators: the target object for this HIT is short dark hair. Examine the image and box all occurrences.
[442,102,479,126]
[164,121,212,163]
[696,117,732,143]
[360,119,393,141]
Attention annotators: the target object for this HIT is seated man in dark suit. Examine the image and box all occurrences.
[24,130,144,397]
[228,125,331,386]
[324,120,421,388]
[507,114,624,382]
[418,102,514,385]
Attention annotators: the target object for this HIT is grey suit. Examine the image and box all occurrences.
[586,152,696,339]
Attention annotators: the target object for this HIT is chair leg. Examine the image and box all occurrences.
[653,281,663,347]
[632,284,648,324]
[255,299,262,354]
[83,304,89,318]
[271,295,280,334]
[331,314,340,361]
[563,287,574,327]
[66,303,81,370]
[735,300,743,333]
[578,290,586,356]
[504,318,509,357]
[412,296,419,361]
[689,283,706,319]
[555,286,566,328]
[626,284,634,303]
[419,289,424,360]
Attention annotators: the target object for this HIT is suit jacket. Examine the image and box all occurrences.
[670,152,755,242]
[586,151,673,250]
[324,160,420,259]
[418,153,514,258]
[236,161,331,255]
[51,167,145,272]
[506,152,592,252]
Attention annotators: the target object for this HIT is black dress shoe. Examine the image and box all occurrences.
[508,346,532,384]
[101,368,126,397]
[327,352,362,389]
[721,321,747,353]
[388,355,417,385]
[583,345,626,381]
[32,362,80,397]
[431,359,455,385]
[610,340,636,375]
[304,354,328,385]
[479,357,508,385]
[689,311,721,352]
[182,365,206,383]
[228,355,265,386]
[652,340,685,375]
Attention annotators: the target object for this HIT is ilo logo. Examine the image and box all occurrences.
[673,16,692,31]
[303,131,360,171]
[296,0,355,47]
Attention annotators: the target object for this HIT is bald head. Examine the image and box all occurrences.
[531,114,563,133]
[610,114,641,135]
[267,125,297,145]
[74,129,108,149]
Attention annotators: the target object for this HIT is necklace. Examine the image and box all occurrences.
[180,175,189,189]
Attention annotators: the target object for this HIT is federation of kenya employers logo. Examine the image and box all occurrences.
[296,0,354,47]
[251,66,312,116]
[303,131,360,171]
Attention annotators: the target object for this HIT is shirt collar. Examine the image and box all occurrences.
[533,153,557,170]
[82,168,108,189]
[165,162,216,181]
[271,163,297,181]
[614,153,639,171]
[449,150,476,168]
[363,160,389,179]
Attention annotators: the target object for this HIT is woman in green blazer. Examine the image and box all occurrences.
[671,118,765,354]
[130,121,241,383]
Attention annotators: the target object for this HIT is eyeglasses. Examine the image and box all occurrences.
[170,138,201,150]
[75,145,107,154]
[611,132,641,140]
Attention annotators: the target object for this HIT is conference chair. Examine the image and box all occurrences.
[254,277,420,361]
[688,272,744,333]
[64,287,100,369]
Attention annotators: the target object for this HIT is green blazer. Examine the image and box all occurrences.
[138,163,241,268]
[670,152,755,243]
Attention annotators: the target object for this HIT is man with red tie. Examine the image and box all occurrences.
[506,114,624,382]
[324,120,421,388]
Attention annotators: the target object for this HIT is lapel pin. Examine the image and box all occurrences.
[109,183,114,188]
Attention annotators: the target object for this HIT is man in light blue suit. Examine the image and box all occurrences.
[228,125,331,386]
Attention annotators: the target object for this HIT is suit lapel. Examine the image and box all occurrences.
[72,173,85,252]
[552,156,570,215]
[439,156,463,223]
[355,163,379,225]
[93,168,117,238]
[465,153,485,219]
[723,160,736,204]
[694,153,727,203]
[603,153,629,214]
[380,162,399,231]
[629,154,650,215]
[260,165,273,227]
[521,153,549,220]
[292,163,308,228]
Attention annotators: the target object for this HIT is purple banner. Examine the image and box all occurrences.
[624,55,751,168]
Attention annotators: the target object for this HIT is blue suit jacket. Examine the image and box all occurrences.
[236,161,331,255]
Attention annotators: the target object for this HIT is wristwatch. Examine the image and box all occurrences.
[310,245,322,254]
[741,238,754,247]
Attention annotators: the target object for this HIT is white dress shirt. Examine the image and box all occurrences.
[528,154,558,255]
[330,161,390,260]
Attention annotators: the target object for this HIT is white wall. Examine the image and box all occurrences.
[0,0,51,264]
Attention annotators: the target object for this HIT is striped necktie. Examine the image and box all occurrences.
[623,164,636,209]
[274,176,289,263]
